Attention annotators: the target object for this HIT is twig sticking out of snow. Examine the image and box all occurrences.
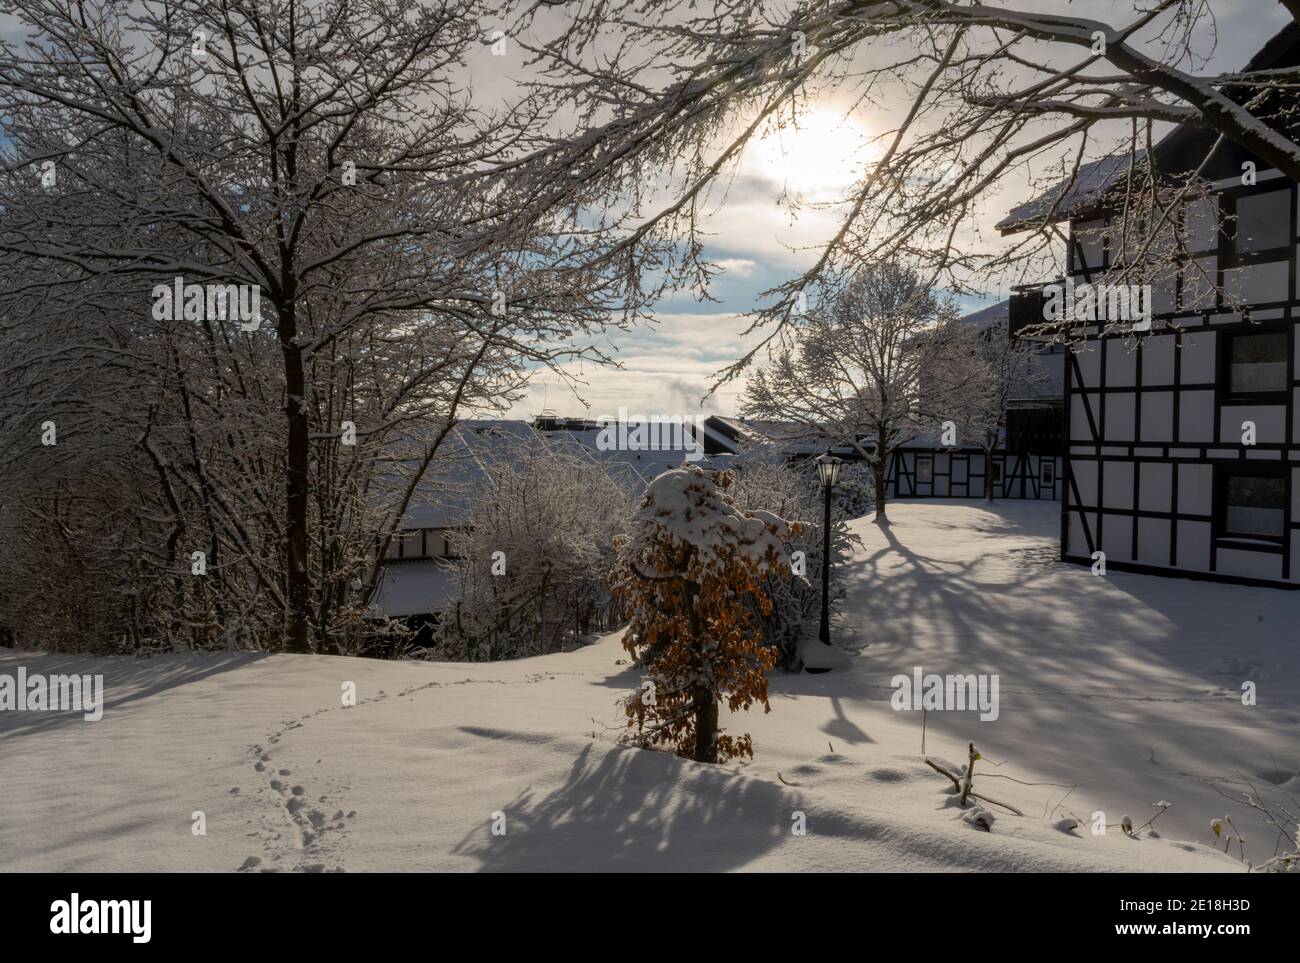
[924,751,1025,817]
[960,742,977,806]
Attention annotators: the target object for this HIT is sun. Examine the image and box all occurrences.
[747,106,876,198]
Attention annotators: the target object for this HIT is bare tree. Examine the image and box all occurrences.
[505,0,1300,363]
[740,261,966,519]
[727,459,861,669]
[941,320,1052,499]
[0,0,649,653]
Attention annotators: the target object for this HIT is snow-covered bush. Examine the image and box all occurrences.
[612,466,797,763]
[829,460,875,519]
[433,447,632,661]
[728,460,862,670]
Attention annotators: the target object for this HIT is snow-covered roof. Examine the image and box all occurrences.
[958,299,1009,332]
[1000,25,1300,233]
[957,301,1064,399]
[368,560,455,618]
[389,420,537,529]
[388,418,737,530]
[895,432,979,451]
[996,152,1147,234]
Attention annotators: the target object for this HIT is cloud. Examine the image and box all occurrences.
[714,258,757,277]
[505,311,764,418]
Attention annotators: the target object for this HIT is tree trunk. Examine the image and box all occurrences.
[687,596,717,763]
[280,298,313,655]
[873,452,887,518]
[692,685,719,763]
[985,450,995,502]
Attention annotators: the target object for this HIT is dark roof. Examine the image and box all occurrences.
[1241,21,1300,74]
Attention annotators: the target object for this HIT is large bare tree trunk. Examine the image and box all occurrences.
[280,297,312,655]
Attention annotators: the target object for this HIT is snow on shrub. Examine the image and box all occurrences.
[727,460,861,670]
[612,466,797,763]
[434,447,631,661]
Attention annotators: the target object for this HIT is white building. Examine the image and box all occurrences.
[1000,24,1300,588]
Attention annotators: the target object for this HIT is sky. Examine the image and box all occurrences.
[491,0,1294,421]
[1,1,1289,422]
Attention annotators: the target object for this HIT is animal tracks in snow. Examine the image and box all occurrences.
[237,671,544,872]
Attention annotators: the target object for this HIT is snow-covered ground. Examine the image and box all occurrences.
[2,500,1293,872]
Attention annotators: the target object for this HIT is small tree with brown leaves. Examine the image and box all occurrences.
[612,466,797,764]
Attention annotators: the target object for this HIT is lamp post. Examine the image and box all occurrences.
[815,452,842,647]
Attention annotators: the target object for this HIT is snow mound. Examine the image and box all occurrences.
[798,637,853,672]
[5,499,1288,873]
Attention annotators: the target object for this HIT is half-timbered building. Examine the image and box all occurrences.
[1001,24,1300,588]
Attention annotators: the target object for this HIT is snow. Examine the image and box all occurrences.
[797,637,853,672]
[623,467,793,577]
[367,560,454,618]
[3,500,1290,872]
[996,152,1148,234]
[391,419,731,531]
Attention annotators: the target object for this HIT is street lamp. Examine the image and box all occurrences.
[814,452,842,651]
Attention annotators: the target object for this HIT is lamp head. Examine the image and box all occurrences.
[816,452,843,488]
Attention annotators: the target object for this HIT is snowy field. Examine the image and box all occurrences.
[2,500,1295,872]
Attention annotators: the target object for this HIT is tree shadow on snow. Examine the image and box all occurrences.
[451,741,882,872]
[825,499,1299,856]
[0,651,268,739]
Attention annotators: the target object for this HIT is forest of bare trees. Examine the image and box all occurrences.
[3,0,1298,654]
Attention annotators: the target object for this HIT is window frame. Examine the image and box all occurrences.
[1219,324,1291,404]
[1213,462,1287,548]
[1224,184,1293,261]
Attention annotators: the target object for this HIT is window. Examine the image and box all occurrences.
[1233,189,1291,254]
[1182,197,1219,254]
[386,531,421,559]
[1224,330,1288,397]
[1007,404,1064,456]
[990,462,1002,484]
[1040,461,1055,486]
[1217,468,1285,543]
[916,459,933,484]
[429,529,461,559]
